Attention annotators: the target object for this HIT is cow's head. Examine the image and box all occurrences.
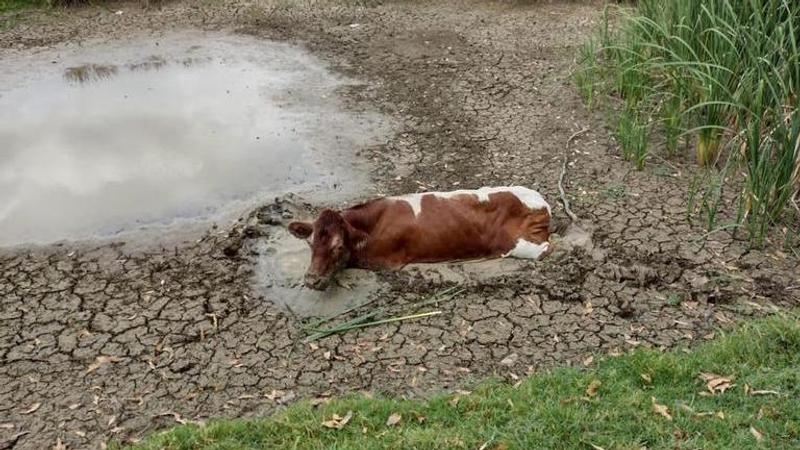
[288,209,363,290]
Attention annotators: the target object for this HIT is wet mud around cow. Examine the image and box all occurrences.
[252,225,385,318]
[1,2,798,449]
[0,32,386,247]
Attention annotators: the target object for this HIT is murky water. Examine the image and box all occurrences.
[0,32,387,247]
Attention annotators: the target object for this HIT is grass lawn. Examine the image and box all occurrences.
[122,313,800,449]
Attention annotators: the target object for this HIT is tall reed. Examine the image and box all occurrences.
[582,0,800,244]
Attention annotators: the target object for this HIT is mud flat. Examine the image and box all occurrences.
[0,2,797,450]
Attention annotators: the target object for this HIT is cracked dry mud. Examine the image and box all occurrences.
[1,1,799,449]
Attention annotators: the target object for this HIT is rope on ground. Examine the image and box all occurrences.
[559,127,590,223]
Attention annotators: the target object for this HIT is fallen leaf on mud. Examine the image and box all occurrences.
[640,373,652,384]
[53,438,67,450]
[651,397,672,421]
[386,413,402,427]
[265,390,284,401]
[68,403,80,410]
[585,380,601,397]
[582,356,594,366]
[22,402,41,414]
[309,343,319,351]
[500,353,518,366]
[72,430,86,437]
[323,351,331,360]
[699,373,734,395]
[583,301,593,315]
[77,329,92,339]
[86,356,121,374]
[107,415,116,427]
[0,423,14,429]
[322,411,353,430]
[750,426,764,441]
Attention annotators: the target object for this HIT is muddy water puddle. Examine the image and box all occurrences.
[0,32,388,247]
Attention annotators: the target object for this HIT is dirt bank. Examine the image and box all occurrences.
[1,1,798,449]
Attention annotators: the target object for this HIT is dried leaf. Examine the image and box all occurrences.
[264,389,294,403]
[321,411,352,430]
[23,402,41,414]
[500,353,518,366]
[310,397,331,407]
[651,397,672,421]
[750,386,780,396]
[53,438,67,450]
[449,396,461,407]
[699,373,734,395]
[158,412,188,425]
[582,356,594,367]
[589,444,606,450]
[640,373,652,384]
[585,380,601,397]
[716,411,725,420]
[386,413,402,427]
[73,430,86,438]
[323,351,331,360]
[86,356,121,374]
[750,426,763,441]
[414,413,426,424]
[0,423,14,429]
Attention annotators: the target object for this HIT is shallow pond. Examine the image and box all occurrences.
[0,32,387,247]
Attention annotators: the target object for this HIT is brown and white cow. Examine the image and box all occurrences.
[288,186,552,290]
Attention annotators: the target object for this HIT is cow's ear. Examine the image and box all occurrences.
[288,221,313,239]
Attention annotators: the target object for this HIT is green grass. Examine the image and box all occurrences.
[0,0,43,14]
[121,313,800,449]
[577,0,800,244]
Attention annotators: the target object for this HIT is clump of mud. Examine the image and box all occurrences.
[63,63,118,83]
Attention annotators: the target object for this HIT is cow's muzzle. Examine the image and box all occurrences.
[304,273,331,291]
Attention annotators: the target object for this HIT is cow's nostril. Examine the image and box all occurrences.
[305,274,328,290]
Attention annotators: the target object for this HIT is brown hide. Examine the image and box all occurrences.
[289,190,551,289]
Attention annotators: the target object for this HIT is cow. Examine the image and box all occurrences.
[288,186,553,290]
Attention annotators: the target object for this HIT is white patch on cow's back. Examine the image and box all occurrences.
[503,238,550,260]
[391,186,549,217]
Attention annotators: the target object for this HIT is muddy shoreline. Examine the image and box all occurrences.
[1,1,798,449]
